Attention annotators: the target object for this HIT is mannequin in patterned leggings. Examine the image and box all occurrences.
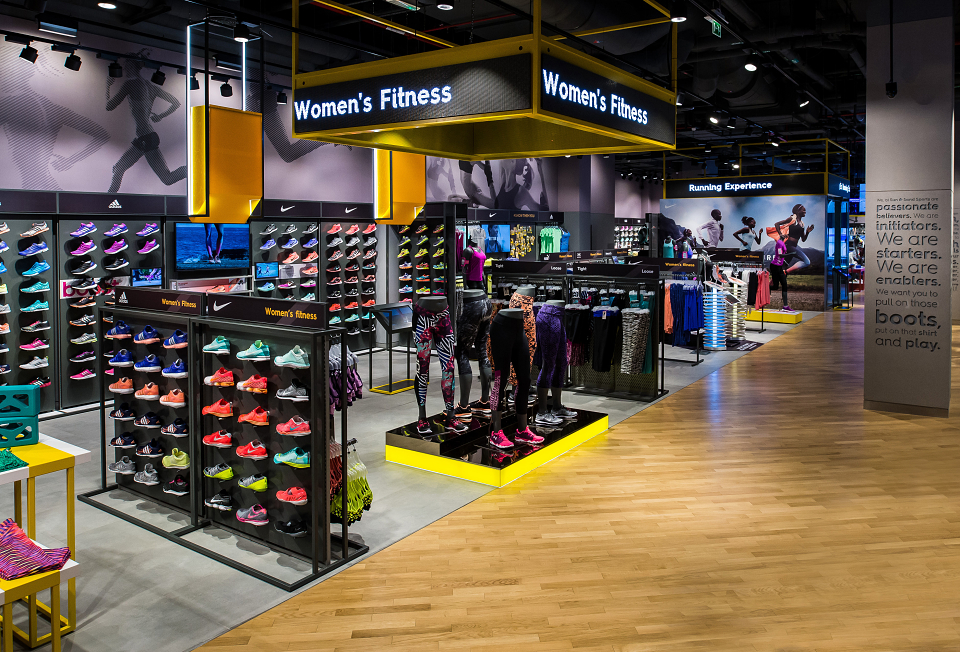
[533,299,578,427]
[413,296,466,436]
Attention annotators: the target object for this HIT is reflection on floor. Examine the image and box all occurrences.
[8,314,809,651]
[202,303,960,651]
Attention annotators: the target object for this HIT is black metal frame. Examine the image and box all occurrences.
[78,306,368,591]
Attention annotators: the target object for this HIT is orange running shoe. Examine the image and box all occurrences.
[202,430,232,448]
[277,486,307,505]
[202,398,233,418]
[301,266,318,276]
[238,406,269,426]
[282,252,300,264]
[204,367,235,387]
[302,251,319,263]
[135,382,161,401]
[362,299,375,307]
[237,374,268,394]
[0,324,9,334]
[160,388,186,407]
[276,415,311,436]
[108,377,134,394]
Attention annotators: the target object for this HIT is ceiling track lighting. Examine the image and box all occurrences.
[437,0,455,9]
[233,23,252,43]
[98,2,117,8]
[189,75,200,91]
[725,117,736,129]
[670,1,687,22]
[64,53,81,71]
[708,115,719,125]
[276,91,288,105]
[220,82,233,98]
[744,54,760,72]
[19,45,38,63]
[108,61,123,77]
[151,69,166,85]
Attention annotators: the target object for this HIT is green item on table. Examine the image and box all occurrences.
[0,448,28,472]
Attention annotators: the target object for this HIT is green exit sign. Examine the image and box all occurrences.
[710,18,722,37]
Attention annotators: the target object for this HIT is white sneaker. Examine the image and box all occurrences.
[534,411,563,427]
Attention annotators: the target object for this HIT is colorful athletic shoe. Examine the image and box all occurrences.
[238,406,270,426]
[133,412,161,429]
[237,340,270,361]
[137,223,159,237]
[69,241,96,256]
[18,241,47,257]
[433,248,445,258]
[136,438,163,458]
[109,403,136,421]
[163,475,189,496]
[203,335,230,354]
[159,389,186,408]
[23,320,50,332]
[106,320,132,339]
[274,345,309,369]
[202,399,233,418]
[104,223,128,237]
[276,416,311,436]
[135,382,160,401]
[134,325,161,344]
[239,473,268,491]
[138,239,159,254]
[204,491,232,511]
[258,282,275,292]
[326,223,341,235]
[163,329,188,349]
[202,430,232,448]
[302,251,319,263]
[237,440,268,460]
[274,447,309,468]
[488,429,514,449]
[161,359,188,378]
[415,224,427,234]
[104,239,127,255]
[109,349,135,367]
[21,280,49,293]
[414,248,428,258]
[134,354,161,372]
[203,463,234,480]
[236,504,268,526]
[22,300,48,313]
[108,432,136,448]
[398,248,410,258]
[514,427,544,445]
[260,239,277,251]
[161,448,189,469]
[20,339,49,351]
[70,222,97,237]
[277,487,308,505]
[204,367,234,386]
[282,252,300,264]
[160,418,189,437]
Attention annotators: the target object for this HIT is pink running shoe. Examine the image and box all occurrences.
[70,240,97,256]
[104,239,128,254]
[70,369,96,380]
[488,429,514,449]
[514,427,544,445]
[236,504,268,526]
[138,239,159,254]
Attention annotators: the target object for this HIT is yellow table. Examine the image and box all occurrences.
[0,555,78,652]
[0,435,89,648]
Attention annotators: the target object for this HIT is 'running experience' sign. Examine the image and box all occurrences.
[292,55,532,132]
[539,55,676,145]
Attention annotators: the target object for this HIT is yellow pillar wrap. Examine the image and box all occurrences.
[189,105,263,223]
[374,149,425,225]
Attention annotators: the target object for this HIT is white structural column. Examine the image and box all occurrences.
[864,1,954,417]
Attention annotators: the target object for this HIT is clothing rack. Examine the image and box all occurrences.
[662,273,703,366]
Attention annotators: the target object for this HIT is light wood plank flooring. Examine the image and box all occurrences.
[202,307,960,651]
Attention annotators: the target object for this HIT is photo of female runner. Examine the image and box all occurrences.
[734,217,761,251]
[774,204,815,273]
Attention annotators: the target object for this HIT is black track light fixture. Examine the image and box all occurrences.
[276,91,287,105]
[725,117,736,130]
[233,23,251,43]
[189,75,200,91]
[64,52,81,71]
[670,1,687,22]
[19,45,38,63]
[108,61,123,77]
[437,0,455,9]
[151,69,165,85]
[704,144,712,154]
[220,82,233,97]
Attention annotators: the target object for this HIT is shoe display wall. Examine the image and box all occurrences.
[392,215,453,312]
[59,219,163,409]
[104,311,192,510]
[251,221,320,303]
[319,220,378,346]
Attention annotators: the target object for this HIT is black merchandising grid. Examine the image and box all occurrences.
[319,220,377,347]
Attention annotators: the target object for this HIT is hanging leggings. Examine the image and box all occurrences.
[507,293,536,386]
[534,304,566,388]
[456,298,492,375]
[489,313,530,413]
[769,264,788,305]
[414,306,456,412]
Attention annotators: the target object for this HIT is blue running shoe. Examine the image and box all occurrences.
[259,239,277,251]
[134,354,162,372]
[161,359,188,379]
[21,281,49,293]
[106,320,132,339]
[104,223,128,237]
[162,330,188,349]
[134,325,161,344]
[133,412,162,429]
[0,262,6,274]
[0,242,7,254]
[22,300,48,312]
[109,349,135,367]
[108,433,136,448]
[18,242,48,256]
[23,261,50,276]
[281,238,298,249]
[70,222,97,237]
[258,282,275,292]
[329,316,341,325]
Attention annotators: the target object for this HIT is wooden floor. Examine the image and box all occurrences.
[203,306,960,651]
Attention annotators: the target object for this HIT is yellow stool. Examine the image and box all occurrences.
[0,557,78,652]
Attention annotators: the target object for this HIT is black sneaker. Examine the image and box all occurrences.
[109,403,136,421]
[70,296,96,308]
[347,327,360,335]
[328,291,342,299]
[303,224,318,234]
[104,258,128,271]
[276,379,309,402]
[134,412,162,429]
[69,315,95,327]
[362,288,376,295]
[274,519,307,537]
[163,475,189,496]
[70,260,97,275]
[72,278,96,290]
[160,418,189,437]
[204,491,232,511]
[470,400,492,417]
[455,404,472,420]
[0,343,8,354]
[345,288,359,297]
[23,320,50,332]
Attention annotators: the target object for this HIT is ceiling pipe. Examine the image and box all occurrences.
[779,47,834,89]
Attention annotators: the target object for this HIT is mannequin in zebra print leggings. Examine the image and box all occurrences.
[413,297,467,435]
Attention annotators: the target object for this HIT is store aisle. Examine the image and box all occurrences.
[199,306,960,651]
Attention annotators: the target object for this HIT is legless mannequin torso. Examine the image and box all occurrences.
[417,296,448,312]
[546,299,565,307]
[516,285,536,297]
[463,289,486,301]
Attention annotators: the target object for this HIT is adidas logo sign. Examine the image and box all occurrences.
[108,200,122,209]
[118,292,128,304]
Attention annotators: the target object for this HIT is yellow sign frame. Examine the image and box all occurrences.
[291,0,677,160]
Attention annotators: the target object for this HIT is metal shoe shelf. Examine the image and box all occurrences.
[78,301,367,591]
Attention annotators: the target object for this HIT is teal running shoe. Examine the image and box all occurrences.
[345,314,359,322]
[202,335,230,355]
[274,345,309,369]
[237,340,270,361]
[329,316,341,325]
[23,261,50,277]
[22,300,48,312]
[22,281,50,293]
[274,447,309,468]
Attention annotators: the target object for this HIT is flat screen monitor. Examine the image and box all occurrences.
[255,262,279,279]
[131,268,162,287]
[482,224,510,255]
[174,223,250,271]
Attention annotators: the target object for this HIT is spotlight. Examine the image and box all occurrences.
[151,69,165,85]
[437,0,455,9]
[19,45,38,63]
[233,23,251,43]
[98,2,117,8]
[675,92,684,106]
[670,1,687,22]
[109,61,123,77]
[732,163,740,169]
[220,82,233,97]
[709,115,719,124]
[276,91,287,105]
[36,12,78,38]
[797,90,810,107]
[704,144,712,153]
[744,55,760,72]
[725,117,736,129]
[64,53,81,71]
[189,75,200,91]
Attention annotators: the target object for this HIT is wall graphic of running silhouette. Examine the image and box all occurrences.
[0,16,372,201]
[660,194,826,311]
[426,157,558,210]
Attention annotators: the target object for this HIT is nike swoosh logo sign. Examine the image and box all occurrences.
[489,212,496,218]
[280,206,294,212]
[213,302,231,311]
[344,207,357,213]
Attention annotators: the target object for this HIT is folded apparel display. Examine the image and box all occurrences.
[0,448,27,472]
[0,518,71,580]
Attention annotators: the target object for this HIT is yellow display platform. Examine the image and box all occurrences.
[386,416,608,487]
[745,310,802,324]
[370,379,415,395]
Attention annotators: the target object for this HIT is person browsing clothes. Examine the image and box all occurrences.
[697,209,723,247]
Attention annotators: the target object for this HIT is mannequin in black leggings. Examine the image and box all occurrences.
[488,307,543,449]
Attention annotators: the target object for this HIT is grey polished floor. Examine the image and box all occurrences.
[6,313,813,651]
